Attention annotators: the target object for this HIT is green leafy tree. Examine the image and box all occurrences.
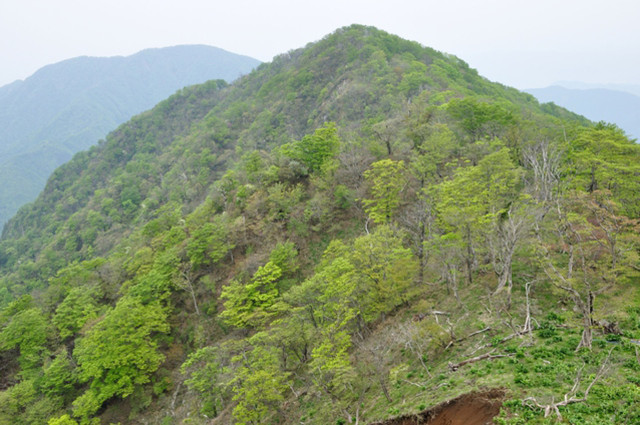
[52,287,101,339]
[72,297,169,419]
[268,241,298,277]
[281,123,340,174]
[0,378,62,425]
[186,215,234,269]
[436,145,522,285]
[229,343,289,425]
[40,348,76,397]
[446,97,515,141]
[350,225,417,321]
[362,159,407,224]
[220,261,283,328]
[0,307,50,374]
[181,346,231,418]
[567,123,640,218]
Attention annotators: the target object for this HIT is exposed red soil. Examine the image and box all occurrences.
[371,388,506,425]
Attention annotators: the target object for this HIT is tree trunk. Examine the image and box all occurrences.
[418,218,426,283]
[576,295,594,351]
[380,376,392,403]
[465,226,474,284]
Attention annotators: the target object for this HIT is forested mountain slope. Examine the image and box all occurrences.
[0,45,259,227]
[0,25,639,425]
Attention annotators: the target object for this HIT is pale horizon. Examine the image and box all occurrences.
[2,0,639,90]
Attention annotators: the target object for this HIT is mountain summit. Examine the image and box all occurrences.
[0,25,639,425]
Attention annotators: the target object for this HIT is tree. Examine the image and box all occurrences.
[280,122,340,174]
[522,138,561,203]
[72,296,169,418]
[402,124,458,280]
[220,261,283,329]
[436,145,523,286]
[186,214,234,269]
[539,191,639,350]
[0,307,50,374]
[229,343,289,425]
[350,225,417,321]
[361,159,407,224]
[53,286,101,339]
[40,348,76,397]
[181,346,232,418]
[446,97,515,141]
[371,117,403,156]
[47,415,79,425]
[567,123,640,218]
[490,200,534,305]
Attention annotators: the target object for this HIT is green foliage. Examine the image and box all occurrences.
[446,96,516,140]
[40,349,76,397]
[281,123,340,174]
[48,414,79,425]
[181,346,230,418]
[72,297,169,418]
[220,262,283,328]
[437,144,522,230]
[186,215,233,268]
[566,123,640,218]
[53,287,101,339]
[268,241,299,277]
[362,159,407,224]
[350,225,417,320]
[0,307,50,373]
[230,344,289,425]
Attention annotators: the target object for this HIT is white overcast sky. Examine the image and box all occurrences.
[1,0,639,89]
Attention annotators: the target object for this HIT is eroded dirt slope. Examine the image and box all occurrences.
[372,389,505,425]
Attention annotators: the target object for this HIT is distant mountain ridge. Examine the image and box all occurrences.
[552,81,640,97]
[525,85,640,140]
[0,45,260,227]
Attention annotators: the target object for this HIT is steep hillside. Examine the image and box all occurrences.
[0,25,639,425]
[0,45,260,227]
[526,85,640,140]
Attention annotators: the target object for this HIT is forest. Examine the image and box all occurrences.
[0,25,639,425]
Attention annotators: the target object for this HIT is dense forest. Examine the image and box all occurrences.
[0,25,639,425]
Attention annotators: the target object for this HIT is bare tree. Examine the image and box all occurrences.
[522,139,561,203]
[490,202,533,307]
[539,193,636,351]
[397,322,434,378]
[176,262,202,316]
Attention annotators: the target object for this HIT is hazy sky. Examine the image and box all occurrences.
[1,0,639,89]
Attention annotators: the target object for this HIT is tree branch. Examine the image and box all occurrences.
[523,347,613,419]
[448,351,514,371]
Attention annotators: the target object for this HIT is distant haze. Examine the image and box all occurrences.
[1,0,639,89]
[526,85,640,140]
[0,45,259,227]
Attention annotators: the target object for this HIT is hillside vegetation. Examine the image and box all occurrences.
[0,25,639,425]
[0,45,259,227]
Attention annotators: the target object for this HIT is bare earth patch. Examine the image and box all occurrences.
[371,388,506,425]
